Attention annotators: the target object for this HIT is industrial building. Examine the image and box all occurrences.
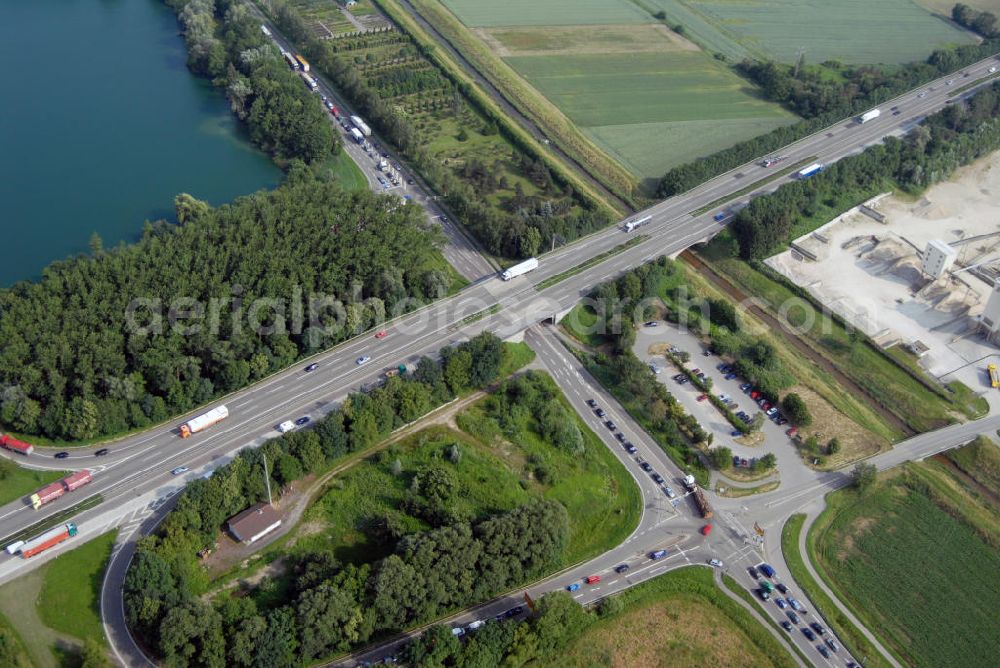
[922,239,958,278]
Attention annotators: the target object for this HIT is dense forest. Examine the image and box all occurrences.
[731,80,1000,259]
[263,0,612,259]
[658,23,1000,197]
[123,333,576,667]
[0,169,449,440]
[167,0,336,164]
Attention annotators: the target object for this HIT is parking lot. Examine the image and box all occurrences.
[633,322,816,491]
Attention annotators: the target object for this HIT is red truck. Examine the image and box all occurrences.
[1,434,34,456]
[19,523,78,558]
[30,470,93,510]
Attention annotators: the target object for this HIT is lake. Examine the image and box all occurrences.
[0,0,281,286]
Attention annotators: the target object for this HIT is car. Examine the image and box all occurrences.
[676,377,689,385]
[171,466,189,475]
[54,452,69,459]
[566,582,580,592]
[664,486,677,498]
[356,356,371,365]
[697,373,707,381]
[780,620,793,632]
[725,372,738,380]
[733,455,741,467]
[893,109,901,115]
[709,558,723,568]
[651,473,664,484]
[643,321,659,327]
[740,383,751,391]
[595,408,606,418]
[713,211,727,222]
[451,627,465,637]
[787,611,800,625]
[585,575,601,584]
[817,644,830,659]
[730,430,742,437]
[802,627,816,641]
[766,407,778,416]
[750,390,761,399]
[691,368,701,375]
[505,606,524,618]
[718,394,730,403]
[775,598,788,609]
[825,638,839,652]
[787,597,804,612]
[625,444,638,454]
[467,620,485,632]
[919,91,926,98]
[697,394,707,401]
[649,549,668,560]
[305,363,319,372]
[775,583,788,594]
[95,448,109,457]
[758,563,776,578]
[648,364,661,374]
[810,622,826,635]
[586,399,597,408]
[786,427,799,437]
[761,401,772,411]
[615,432,626,442]
[775,416,788,426]
[375,330,388,339]
[639,462,653,472]
[740,458,749,467]
[295,416,311,426]
[615,563,630,574]
[717,363,730,372]
[947,79,954,85]
[757,588,770,601]
[605,420,617,430]
[747,566,760,579]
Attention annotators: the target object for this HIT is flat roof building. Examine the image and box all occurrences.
[227,502,281,544]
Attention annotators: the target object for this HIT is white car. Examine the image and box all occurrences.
[277,420,295,433]
[356,356,371,365]
[467,620,485,631]
[171,466,189,476]
[709,558,724,568]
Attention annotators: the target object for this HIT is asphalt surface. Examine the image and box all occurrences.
[0,53,998,668]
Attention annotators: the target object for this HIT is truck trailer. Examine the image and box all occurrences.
[989,363,1000,388]
[500,258,539,281]
[693,488,714,519]
[19,523,77,558]
[300,72,318,91]
[349,128,365,144]
[260,25,271,37]
[30,470,95,509]
[858,108,881,124]
[350,115,372,137]
[282,52,299,70]
[797,163,824,179]
[295,54,310,72]
[622,215,651,232]
[179,405,229,438]
[0,434,34,456]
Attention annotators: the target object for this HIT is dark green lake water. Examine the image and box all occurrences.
[0,0,281,286]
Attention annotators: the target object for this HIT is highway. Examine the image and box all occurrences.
[0,51,997,667]
[2,53,998,555]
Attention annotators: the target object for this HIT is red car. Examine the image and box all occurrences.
[700,524,713,536]
[787,427,798,437]
[697,394,707,402]
[585,575,601,584]
[750,390,761,399]
[375,330,388,339]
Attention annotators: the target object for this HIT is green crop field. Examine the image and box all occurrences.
[652,0,974,64]
[506,51,794,178]
[814,469,1000,667]
[441,0,650,26]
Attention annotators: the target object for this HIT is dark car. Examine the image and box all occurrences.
[780,620,792,632]
[817,644,830,659]
[615,564,630,574]
[95,448,109,457]
[54,451,69,459]
[505,606,524,618]
[652,473,664,484]
[295,416,311,426]
[802,627,816,641]
[825,638,839,652]
[640,462,653,472]
[787,611,800,625]
[625,444,638,454]
[305,363,319,372]
[747,565,759,579]
[595,408,606,418]
[810,622,826,635]
[615,433,626,442]
[775,583,788,594]
[586,399,597,408]
[605,420,617,430]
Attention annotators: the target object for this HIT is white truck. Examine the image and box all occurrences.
[500,258,539,281]
[858,108,881,124]
[277,421,295,434]
[300,72,318,91]
[179,405,229,438]
[350,115,372,137]
[623,215,651,232]
[260,25,271,37]
[683,474,697,492]
[349,128,365,144]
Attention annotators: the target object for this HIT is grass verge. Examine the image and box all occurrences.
[0,611,32,668]
[0,465,65,507]
[535,235,647,290]
[38,530,117,647]
[716,480,779,497]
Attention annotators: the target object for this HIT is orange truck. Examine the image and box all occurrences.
[179,405,229,438]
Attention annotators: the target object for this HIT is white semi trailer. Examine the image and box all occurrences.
[500,258,539,281]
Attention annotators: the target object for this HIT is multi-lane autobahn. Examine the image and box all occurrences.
[0,50,998,667]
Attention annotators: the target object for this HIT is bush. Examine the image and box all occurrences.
[781,393,812,427]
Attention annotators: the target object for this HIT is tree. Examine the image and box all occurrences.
[781,393,812,426]
[80,638,113,668]
[749,412,766,432]
[759,453,777,470]
[159,601,225,668]
[851,462,878,491]
[399,624,460,666]
[827,438,841,456]
[709,446,733,469]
